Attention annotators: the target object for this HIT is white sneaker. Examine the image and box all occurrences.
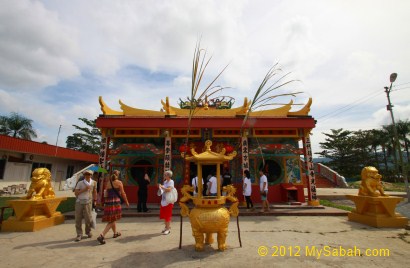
[163,230,170,235]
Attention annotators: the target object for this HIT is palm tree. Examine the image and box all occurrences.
[397,120,410,165]
[0,112,37,140]
[378,128,392,174]
[368,129,383,169]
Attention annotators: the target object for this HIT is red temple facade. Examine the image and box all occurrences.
[95,96,318,205]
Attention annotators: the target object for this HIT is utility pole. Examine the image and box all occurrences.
[55,125,62,157]
[384,73,410,202]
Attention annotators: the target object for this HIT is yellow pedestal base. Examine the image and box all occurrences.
[2,197,67,232]
[308,199,320,206]
[346,195,408,228]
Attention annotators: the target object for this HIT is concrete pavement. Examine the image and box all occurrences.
[1,215,409,268]
[1,188,410,267]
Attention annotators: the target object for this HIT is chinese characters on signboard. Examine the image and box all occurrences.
[241,137,249,172]
[99,137,109,169]
[303,135,317,200]
[164,137,171,171]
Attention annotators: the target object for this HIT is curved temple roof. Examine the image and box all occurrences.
[99,96,312,117]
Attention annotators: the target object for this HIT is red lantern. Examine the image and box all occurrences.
[179,144,189,153]
[224,144,234,153]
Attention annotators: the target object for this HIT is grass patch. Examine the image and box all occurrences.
[320,199,353,212]
[0,197,20,221]
[348,181,407,192]
[0,197,76,221]
[57,197,76,213]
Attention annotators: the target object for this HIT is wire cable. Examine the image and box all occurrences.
[316,90,384,120]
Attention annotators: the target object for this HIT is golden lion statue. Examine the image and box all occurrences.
[25,168,56,200]
[358,166,387,197]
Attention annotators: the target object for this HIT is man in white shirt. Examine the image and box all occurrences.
[207,173,218,196]
[191,175,204,196]
[259,170,270,212]
[74,169,97,241]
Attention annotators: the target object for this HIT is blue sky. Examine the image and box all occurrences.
[0,0,409,155]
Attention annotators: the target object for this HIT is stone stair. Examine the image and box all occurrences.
[302,173,338,188]
[63,203,348,220]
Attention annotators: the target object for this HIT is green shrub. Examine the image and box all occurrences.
[0,197,20,221]
[57,197,76,213]
[0,197,76,222]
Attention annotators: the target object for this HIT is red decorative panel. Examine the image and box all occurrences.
[114,128,160,137]
[171,129,201,137]
[213,129,241,137]
[253,128,298,137]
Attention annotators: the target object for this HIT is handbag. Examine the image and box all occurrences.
[165,187,178,204]
[109,178,125,204]
[91,209,97,229]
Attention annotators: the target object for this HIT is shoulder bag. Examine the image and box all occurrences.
[109,179,125,204]
[165,187,178,204]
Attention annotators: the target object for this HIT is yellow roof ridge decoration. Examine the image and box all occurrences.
[99,96,312,117]
[119,99,166,116]
[184,140,237,163]
[249,100,293,117]
[160,97,250,117]
[99,96,123,115]
[288,97,312,116]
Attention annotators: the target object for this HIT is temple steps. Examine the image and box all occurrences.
[303,174,338,188]
[64,204,347,220]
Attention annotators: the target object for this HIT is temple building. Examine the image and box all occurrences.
[95,95,318,205]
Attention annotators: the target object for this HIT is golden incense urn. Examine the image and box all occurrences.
[179,140,239,251]
[2,168,67,232]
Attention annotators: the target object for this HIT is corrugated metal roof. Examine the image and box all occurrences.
[0,135,99,162]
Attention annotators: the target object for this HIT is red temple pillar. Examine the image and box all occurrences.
[302,131,319,206]
[97,136,110,206]
[241,133,249,204]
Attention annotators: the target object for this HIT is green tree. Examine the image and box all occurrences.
[66,118,101,154]
[396,120,410,166]
[0,112,37,140]
[368,128,391,174]
[351,129,374,168]
[383,124,399,177]
[317,128,357,177]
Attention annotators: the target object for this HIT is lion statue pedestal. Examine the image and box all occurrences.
[2,168,67,232]
[346,166,408,228]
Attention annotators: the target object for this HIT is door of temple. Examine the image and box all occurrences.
[130,160,154,185]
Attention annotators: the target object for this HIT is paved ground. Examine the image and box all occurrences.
[1,216,409,268]
[1,188,409,268]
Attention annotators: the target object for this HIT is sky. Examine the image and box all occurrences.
[1,0,409,156]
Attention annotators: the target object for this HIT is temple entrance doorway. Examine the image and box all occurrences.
[130,160,154,185]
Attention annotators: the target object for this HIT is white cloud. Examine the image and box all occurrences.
[0,0,80,90]
[0,0,409,156]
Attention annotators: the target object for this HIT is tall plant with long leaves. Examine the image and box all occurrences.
[180,40,229,184]
[238,63,302,167]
